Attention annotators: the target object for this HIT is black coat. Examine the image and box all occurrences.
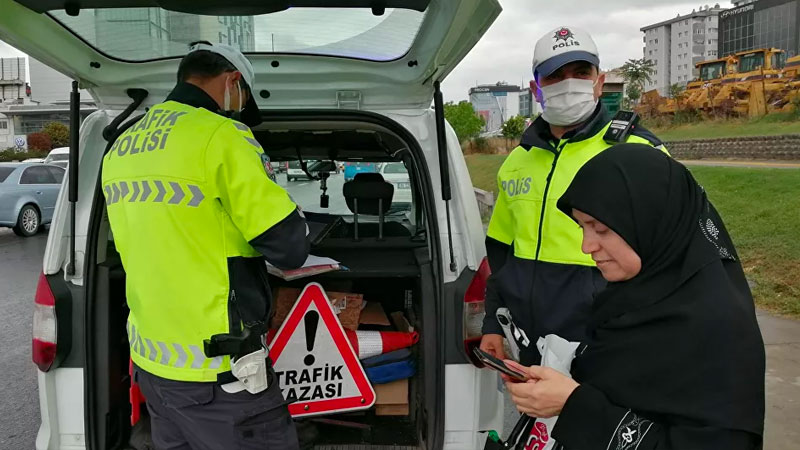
[552,144,765,450]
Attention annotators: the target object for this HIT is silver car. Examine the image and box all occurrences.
[0,163,65,237]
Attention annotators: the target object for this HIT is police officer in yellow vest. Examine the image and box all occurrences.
[479,27,666,365]
[102,42,309,449]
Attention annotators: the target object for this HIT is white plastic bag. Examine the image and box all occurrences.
[522,334,580,450]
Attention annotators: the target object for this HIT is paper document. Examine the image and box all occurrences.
[266,255,340,269]
[266,255,343,281]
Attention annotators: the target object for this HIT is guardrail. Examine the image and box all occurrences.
[474,187,495,218]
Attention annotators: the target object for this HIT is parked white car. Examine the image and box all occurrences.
[2,0,504,449]
[379,161,413,206]
[43,146,69,168]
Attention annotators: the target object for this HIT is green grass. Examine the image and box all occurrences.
[690,166,800,318]
[465,154,505,195]
[465,154,800,318]
[648,116,800,142]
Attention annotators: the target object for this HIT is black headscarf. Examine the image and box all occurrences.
[556,144,765,438]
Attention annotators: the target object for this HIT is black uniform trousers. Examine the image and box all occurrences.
[134,365,299,450]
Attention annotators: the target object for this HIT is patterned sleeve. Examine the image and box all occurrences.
[552,384,760,450]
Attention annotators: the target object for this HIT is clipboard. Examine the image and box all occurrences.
[304,211,343,245]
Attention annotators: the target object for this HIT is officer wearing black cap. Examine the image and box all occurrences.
[479,26,667,365]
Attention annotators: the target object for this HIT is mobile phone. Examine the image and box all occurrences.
[472,347,528,382]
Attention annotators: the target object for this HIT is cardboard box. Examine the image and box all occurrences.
[373,379,409,416]
[271,287,363,330]
[390,311,414,333]
[359,302,391,327]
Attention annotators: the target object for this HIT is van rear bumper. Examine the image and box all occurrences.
[36,368,85,450]
[444,364,505,450]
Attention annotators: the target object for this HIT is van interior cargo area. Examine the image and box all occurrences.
[86,119,441,450]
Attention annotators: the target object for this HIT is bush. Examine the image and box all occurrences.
[672,108,703,126]
[472,137,490,153]
[41,122,70,148]
[0,148,48,162]
[641,115,672,130]
[461,137,518,155]
[501,115,526,140]
[27,132,52,151]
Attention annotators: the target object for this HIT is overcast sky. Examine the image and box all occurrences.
[441,0,734,102]
[0,0,733,102]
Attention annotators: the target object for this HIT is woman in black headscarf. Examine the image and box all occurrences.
[504,144,765,449]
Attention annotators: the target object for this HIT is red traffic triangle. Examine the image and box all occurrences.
[269,282,376,417]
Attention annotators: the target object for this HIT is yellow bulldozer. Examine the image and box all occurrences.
[639,48,800,118]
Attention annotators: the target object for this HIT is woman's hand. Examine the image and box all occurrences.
[505,364,579,418]
[479,334,506,361]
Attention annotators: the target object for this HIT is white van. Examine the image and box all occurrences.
[286,160,314,182]
[3,0,505,449]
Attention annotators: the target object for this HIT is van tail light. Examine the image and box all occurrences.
[463,257,491,366]
[32,273,57,372]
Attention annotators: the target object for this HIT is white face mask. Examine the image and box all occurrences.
[538,78,598,127]
[223,76,244,112]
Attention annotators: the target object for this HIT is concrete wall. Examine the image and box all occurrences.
[666,134,800,160]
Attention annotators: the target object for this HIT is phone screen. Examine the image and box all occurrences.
[473,347,528,382]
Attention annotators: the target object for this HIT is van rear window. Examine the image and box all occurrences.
[0,167,14,183]
[48,7,426,62]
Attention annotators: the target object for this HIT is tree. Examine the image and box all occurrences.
[625,84,642,106]
[669,83,686,100]
[27,132,52,151]
[42,122,70,148]
[444,101,485,143]
[501,115,526,140]
[620,58,656,105]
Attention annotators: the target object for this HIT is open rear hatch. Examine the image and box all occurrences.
[2,0,500,110]
[87,113,446,450]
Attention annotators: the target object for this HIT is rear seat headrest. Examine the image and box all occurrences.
[343,173,394,215]
[352,172,385,183]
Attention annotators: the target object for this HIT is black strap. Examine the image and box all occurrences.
[204,323,266,358]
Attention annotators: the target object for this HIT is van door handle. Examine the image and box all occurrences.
[36,191,42,195]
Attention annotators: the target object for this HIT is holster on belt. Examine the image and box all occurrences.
[204,323,265,360]
[204,323,271,394]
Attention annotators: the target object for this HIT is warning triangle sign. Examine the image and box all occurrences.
[269,282,376,417]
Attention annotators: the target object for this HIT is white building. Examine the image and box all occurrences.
[28,57,93,105]
[1,57,29,149]
[0,55,96,150]
[1,57,28,105]
[641,4,726,96]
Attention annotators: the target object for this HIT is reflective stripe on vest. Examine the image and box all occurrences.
[127,319,224,370]
[487,123,661,266]
[103,180,206,206]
